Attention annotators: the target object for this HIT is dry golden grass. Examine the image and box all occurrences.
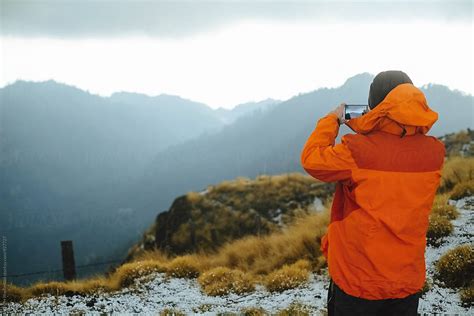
[263,259,311,293]
[185,191,204,204]
[214,176,252,193]
[1,281,24,302]
[159,308,186,316]
[165,255,202,278]
[440,157,474,192]
[204,209,329,275]
[240,306,270,316]
[112,260,168,287]
[275,301,313,316]
[431,194,459,220]
[460,282,474,306]
[427,214,453,246]
[28,275,112,298]
[435,244,474,288]
[15,261,167,302]
[450,180,474,200]
[140,206,329,280]
[421,278,432,295]
[198,266,255,296]
[29,281,69,297]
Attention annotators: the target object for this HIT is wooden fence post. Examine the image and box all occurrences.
[60,240,76,281]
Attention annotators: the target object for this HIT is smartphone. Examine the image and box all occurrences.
[344,104,369,120]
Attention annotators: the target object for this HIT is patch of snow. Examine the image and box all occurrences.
[271,208,283,226]
[312,197,325,212]
[199,189,209,196]
[460,143,473,157]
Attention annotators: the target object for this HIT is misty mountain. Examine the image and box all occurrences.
[111,92,281,126]
[1,80,225,184]
[0,80,262,284]
[213,98,281,124]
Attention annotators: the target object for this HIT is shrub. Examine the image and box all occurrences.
[29,281,69,297]
[450,180,474,200]
[0,281,24,302]
[460,283,474,307]
[198,266,255,296]
[240,306,269,316]
[431,194,459,220]
[440,157,474,192]
[264,259,311,292]
[159,308,186,316]
[435,244,474,288]
[312,255,327,273]
[67,277,111,295]
[192,304,215,313]
[113,260,167,287]
[427,214,453,246]
[275,301,312,316]
[420,278,432,296]
[432,204,459,220]
[166,255,201,278]
[186,191,203,204]
[26,276,113,300]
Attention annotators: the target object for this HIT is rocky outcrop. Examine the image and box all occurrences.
[126,173,334,260]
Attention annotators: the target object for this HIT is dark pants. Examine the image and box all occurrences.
[327,278,420,316]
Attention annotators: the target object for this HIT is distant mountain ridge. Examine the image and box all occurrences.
[109,91,281,125]
[213,98,281,124]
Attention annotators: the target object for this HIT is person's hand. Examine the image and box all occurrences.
[329,103,346,125]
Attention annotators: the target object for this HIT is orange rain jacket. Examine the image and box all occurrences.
[300,83,445,300]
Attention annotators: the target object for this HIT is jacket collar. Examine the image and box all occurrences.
[345,83,438,137]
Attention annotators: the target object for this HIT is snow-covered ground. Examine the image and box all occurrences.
[3,272,329,315]
[4,197,473,315]
[418,196,473,315]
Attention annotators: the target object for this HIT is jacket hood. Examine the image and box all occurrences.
[345,83,438,136]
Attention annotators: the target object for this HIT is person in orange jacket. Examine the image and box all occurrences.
[300,70,445,316]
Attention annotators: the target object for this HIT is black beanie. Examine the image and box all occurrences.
[368,70,413,109]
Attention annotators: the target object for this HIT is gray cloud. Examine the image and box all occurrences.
[0,0,472,39]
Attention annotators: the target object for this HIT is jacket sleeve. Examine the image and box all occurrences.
[300,113,358,182]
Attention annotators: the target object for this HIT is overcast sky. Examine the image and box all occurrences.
[1,0,472,109]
